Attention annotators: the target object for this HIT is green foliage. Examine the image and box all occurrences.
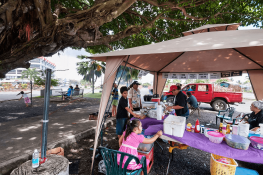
[77,58,106,83]
[34,77,59,86]
[116,66,140,82]
[21,84,28,89]
[21,68,39,81]
[172,79,181,84]
[76,0,263,54]
[195,79,206,83]
[185,79,194,84]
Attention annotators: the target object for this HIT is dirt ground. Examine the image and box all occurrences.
[64,114,263,175]
[0,97,100,123]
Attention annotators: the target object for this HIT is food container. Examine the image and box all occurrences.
[164,115,186,137]
[142,102,158,109]
[204,128,217,138]
[225,134,251,150]
[210,154,238,175]
[147,110,157,119]
[138,135,154,152]
[207,131,225,144]
[250,136,263,150]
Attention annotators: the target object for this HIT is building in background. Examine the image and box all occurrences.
[4,57,56,80]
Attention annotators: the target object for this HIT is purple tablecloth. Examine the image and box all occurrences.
[136,117,263,164]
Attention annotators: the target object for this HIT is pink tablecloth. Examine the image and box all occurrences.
[137,117,263,164]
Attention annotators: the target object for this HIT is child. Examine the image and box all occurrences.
[116,86,141,139]
[111,83,118,117]
[118,119,162,170]
[18,91,31,107]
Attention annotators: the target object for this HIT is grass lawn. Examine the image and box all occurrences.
[83,93,102,98]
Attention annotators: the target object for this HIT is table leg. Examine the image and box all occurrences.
[155,141,164,154]
[166,153,172,175]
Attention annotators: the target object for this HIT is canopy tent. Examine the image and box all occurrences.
[90,29,263,99]
[89,26,263,171]
[182,23,240,36]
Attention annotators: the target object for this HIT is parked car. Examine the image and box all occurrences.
[163,83,243,111]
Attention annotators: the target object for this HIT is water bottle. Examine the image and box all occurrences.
[32,149,39,168]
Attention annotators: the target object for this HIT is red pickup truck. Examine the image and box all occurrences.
[163,83,243,111]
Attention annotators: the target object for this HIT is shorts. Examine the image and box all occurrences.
[24,97,31,104]
[116,118,128,136]
[112,99,118,106]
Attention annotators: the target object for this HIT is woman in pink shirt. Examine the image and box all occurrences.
[118,119,162,170]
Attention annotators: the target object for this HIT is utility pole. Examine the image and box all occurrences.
[40,69,51,164]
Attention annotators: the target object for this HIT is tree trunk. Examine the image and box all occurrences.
[0,0,139,78]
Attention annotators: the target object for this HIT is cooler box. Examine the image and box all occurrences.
[142,102,158,109]
[138,145,154,174]
[164,115,186,138]
[151,98,160,103]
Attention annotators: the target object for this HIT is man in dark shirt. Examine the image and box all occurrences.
[116,86,140,138]
[166,85,189,117]
[74,85,80,90]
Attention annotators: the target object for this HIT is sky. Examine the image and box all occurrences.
[47,24,259,85]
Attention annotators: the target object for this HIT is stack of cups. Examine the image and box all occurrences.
[157,105,163,120]
[232,125,238,135]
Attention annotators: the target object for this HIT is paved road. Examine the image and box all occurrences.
[0,87,100,101]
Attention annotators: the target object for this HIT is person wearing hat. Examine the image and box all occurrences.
[128,81,142,118]
[166,85,189,118]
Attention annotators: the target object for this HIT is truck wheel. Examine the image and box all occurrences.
[212,100,227,111]
[166,96,175,103]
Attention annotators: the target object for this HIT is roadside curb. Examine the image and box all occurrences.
[0,118,115,175]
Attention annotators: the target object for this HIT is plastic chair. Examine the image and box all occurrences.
[99,147,147,175]
[235,167,259,175]
[216,107,235,125]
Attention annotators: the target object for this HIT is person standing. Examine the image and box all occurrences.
[128,81,142,118]
[111,83,119,117]
[116,86,140,138]
[166,85,189,118]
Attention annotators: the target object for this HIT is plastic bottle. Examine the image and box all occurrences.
[194,119,200,133]
[219,123,223,133]
[226,124,231,134]
[222,124,227,135]
[186,123,192,132]
[32,149,39,168]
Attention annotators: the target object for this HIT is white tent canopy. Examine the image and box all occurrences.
[90,26,263,170]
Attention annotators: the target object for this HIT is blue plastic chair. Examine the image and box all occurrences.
[216,107,235,125]
[99,147,147,175]
[235,167,259,175]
